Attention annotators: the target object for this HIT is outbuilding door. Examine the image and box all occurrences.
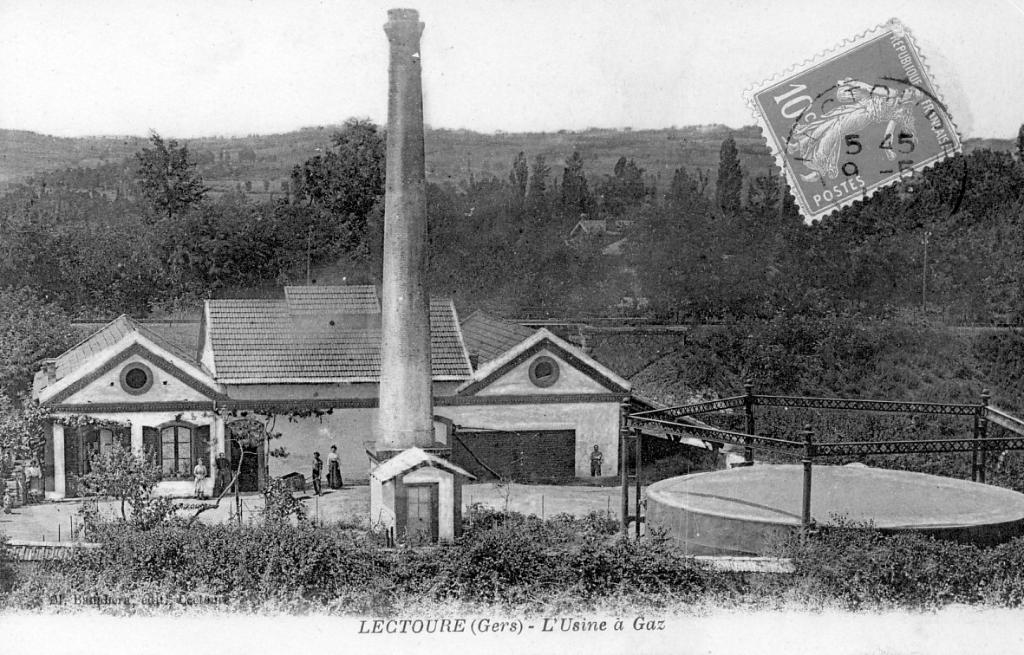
[452,429,576,482]
[401,482,438,543]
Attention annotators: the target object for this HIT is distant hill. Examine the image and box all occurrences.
[1,125,1015,194]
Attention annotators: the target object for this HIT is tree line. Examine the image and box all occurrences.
[2,121,1024,375]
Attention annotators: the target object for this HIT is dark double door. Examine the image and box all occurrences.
[452,429,576,483]
[229,440,262,492]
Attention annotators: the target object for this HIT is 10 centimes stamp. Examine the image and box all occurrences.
[745,18,962,224]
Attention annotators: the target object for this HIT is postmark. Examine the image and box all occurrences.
[745,18,961,224]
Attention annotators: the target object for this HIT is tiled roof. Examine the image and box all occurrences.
[55,316,135,380]
[207,287,472,382]
[72,320,201,360]
[284,285,379,314]
[55,316,199,381]
[460,310,535,366]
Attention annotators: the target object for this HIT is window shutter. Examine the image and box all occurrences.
[117,426,131,450]
[195,425,211,470]
[143,427,160,467]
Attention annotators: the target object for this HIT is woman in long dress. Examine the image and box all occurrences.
[327,445,343,489]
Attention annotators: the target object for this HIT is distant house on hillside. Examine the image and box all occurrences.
[33,287,630,497]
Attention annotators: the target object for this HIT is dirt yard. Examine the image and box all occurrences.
[0,482,643,542]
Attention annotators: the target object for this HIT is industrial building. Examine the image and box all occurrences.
[31,287,630,499]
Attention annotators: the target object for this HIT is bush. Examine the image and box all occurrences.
[262,476,308,526]
[783,519,987,608]
[0,532,14,595]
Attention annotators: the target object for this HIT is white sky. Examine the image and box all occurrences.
[0,0,1021,138]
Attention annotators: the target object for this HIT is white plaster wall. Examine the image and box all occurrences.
[266,409,378,483]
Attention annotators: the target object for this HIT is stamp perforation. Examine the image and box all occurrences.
[744,18,963,223]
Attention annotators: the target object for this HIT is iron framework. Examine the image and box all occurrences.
[620,384,1024,537]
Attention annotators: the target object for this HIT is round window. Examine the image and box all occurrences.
[119,363,154,395]
[528,355,560,388]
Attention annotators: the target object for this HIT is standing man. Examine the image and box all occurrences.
[312,452,323,496]
[590,444,604,477]
[193,458,208,499]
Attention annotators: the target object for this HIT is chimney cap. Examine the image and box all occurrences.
[387,8,419,22]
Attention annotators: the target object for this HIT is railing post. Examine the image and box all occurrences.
[620,404,629,536]
[972,406,981,483]
[634,426,643,539]
[801,425,814,534]
[978,389,990,483]
[743,379,755,465]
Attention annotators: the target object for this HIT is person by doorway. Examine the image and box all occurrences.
[193,459,208,499]
[213,453,231,497]
[312,452,323,496]
[590,444,603,477]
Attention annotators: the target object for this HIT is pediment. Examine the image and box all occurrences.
[43,341,224,405]
[458,330,629,397]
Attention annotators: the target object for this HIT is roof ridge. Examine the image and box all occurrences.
[55,314,133,368]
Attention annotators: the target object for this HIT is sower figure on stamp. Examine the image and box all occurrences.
[590,444,603,477]
[787,79,923,184]
[312,452,323,496]
[327,444,343,489]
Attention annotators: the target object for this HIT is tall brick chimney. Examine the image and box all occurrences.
[376,8,433,455]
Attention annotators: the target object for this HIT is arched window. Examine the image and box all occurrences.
[160,424,193,479]
[142,423,211,481]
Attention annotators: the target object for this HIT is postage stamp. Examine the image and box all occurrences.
[745,18,962,224]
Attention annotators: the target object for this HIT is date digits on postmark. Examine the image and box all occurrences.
[745,18,961,223]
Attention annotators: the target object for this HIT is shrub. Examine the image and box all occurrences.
[783,519,986,608]
[261,476,308,526]
[442,522,551,602]
[0,532,14,595]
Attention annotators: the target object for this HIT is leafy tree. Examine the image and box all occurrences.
[716,136,743,214]
[508,151,529,213]
[134,132,208,221]
[0,287,77,398]
[561,151,592,215]
[599,157,646,213]
[746,173,781,216]
[78,442,164,522]
[526,154,550,216]
[666,166,706,210]
[0,394,48,461]
[290,117,385,242]
[1017,123,1024,163]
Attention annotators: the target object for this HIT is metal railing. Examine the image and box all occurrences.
[621,384,1024,536]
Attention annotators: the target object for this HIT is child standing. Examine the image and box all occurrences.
[193,459,208,499]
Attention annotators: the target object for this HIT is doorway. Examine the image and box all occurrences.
[402,482,439,543]
[229,439,262,492]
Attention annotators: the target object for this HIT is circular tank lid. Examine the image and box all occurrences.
[647,465,1024,530]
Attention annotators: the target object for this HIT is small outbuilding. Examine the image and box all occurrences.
[369,447,475,544]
